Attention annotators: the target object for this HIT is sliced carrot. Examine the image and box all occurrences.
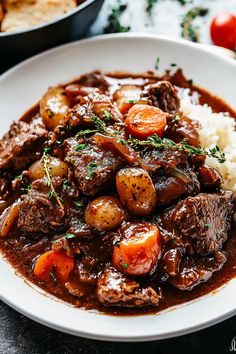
[112,222,161,276]
[125,104,168,139]
[34,250,74,284]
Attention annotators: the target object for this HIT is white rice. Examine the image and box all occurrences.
[180,96,236,193]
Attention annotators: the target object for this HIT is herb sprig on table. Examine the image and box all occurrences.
[146,0,158,15]
[181,7,209,42]
[104,3,130,33]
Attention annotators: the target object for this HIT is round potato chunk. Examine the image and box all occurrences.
[29,157,68,181]
[113,222,161,276]
[84,196,128,232]
[116,167,157,215]
[40,87,69,129]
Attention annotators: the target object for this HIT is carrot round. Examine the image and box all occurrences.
[34,250,74,283]
[125,104,167,139]
[112,222,161,276]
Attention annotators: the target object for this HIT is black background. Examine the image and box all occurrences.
[0,41,235,354]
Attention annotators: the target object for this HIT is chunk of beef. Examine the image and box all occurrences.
[141,81,180,113]
[0,119,48,171]
[198,165,223,190]
[64,137,124,196]
[142,148,205,174]
[17,177,64,234]
[155,168,200,206]
[65,90,122,128]
[97,266,159,307]
[169,251,226,290]
[165,116,200,147]
[160,192,234,255]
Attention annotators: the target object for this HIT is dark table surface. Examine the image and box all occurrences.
[0,38,235,354]
[0,301,235,354]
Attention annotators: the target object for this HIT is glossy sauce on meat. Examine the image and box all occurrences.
[0,69,235,316]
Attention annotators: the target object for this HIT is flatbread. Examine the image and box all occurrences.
[1,0,77,32]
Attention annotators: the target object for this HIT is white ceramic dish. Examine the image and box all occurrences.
[0,33,235,342]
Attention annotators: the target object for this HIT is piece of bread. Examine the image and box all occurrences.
[1,0,77,32]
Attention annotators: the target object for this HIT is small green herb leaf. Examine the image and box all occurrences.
[65,233,75,239]
[104,110,111,122]
[122,263,128,269]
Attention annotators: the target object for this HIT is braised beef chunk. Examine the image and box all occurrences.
[141,81,180,113]
[142,148,205,174]
[64,137,124,196]
[161,192,234,255]
[154,168,200,206]
[165,116,200,147]
[169,251,226,290]
[198,165,223,190]
[97,266,159,307]
[66,90,122,128]
[0,119,48,171]
[18,177,64,234]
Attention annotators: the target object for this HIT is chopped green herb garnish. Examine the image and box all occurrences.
[87,162,98,178]
[155,57,160,70]
[173,115,181,122]
[16,175,23,181]
[188,79,193,86]
[75,143,86,151]
[65,233,75,239]
[170,63,177,67]
[104,110,111,122]
[62,180,70,191]
[128,99,137,104]
[50,271,56,282]
[43,146,52,154]
[122,263,128,269]
[205,223,212,229]
[25,185,31,192]
[119,139,126,146]
[74,201,83,208]
[37,281,45,285]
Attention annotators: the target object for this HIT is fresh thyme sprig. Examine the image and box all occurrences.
[129,135,226,163]
[146,0,158,15]
[181,7,209,42]
[104,3,130,33]
[75,115,226,164]
[41,148,64,210]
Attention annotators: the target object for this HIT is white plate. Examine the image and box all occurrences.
[0,33,235,342]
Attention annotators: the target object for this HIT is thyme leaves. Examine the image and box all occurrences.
[41,148,64,210]
[181,7,209,42]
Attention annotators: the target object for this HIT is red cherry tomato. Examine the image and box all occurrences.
[210,13,236,50]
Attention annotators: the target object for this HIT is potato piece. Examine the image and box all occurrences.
[113,85,142,114]
[0,202,19,237]
[112,222,161,276]
[84,196,129,231]
[116,167,156,215]
[40,87,69,130]
[29,157,68,181]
